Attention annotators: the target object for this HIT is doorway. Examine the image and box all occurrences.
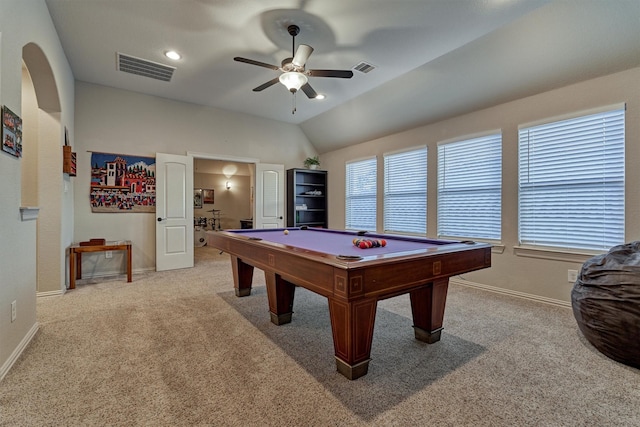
[188,151,285,232]
[155,152,284,272]
[193,158,255,232]
[22,43,68,296]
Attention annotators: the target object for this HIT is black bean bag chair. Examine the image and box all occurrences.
[571,241,640,368]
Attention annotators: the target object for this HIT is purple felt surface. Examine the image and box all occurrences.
[228,228,451,257]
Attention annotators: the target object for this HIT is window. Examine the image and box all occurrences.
[518,106,625,251]
[437,133,502,240]
[384,147,427,234]
[346,157,377,231]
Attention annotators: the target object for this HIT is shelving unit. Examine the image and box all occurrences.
[63,145,76,176]
[287,168,327,228]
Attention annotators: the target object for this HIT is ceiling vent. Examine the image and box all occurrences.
[116,52,175,82]
[353,62,376,74]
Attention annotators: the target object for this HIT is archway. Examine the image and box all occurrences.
[21,42,66,295]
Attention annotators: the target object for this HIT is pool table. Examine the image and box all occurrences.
[207,227,491,380]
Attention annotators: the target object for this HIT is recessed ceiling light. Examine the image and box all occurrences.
[164,50,181,60]
[315,94,326,100]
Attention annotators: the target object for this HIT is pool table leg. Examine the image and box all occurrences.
[410,278,449,343]
[231,256,254,297]
[265,273,296,325]
[328,297,378,380]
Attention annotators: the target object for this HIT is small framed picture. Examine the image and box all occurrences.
[2,106,22,158]
[203,189,214,204]
[194,188,203,208]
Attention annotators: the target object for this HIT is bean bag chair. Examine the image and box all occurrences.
[571,241,640,368]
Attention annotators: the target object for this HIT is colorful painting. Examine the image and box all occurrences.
[203,189,214,204]
[2,106,22,158]
[90,152,156,213]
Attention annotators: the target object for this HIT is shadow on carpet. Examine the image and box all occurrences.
[219,285,486,421]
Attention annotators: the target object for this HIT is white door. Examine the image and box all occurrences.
[255,163,284,228]
[156,153,194,271]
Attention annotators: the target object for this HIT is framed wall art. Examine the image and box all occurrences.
[203,189,214,204]
[2,106,22,158]
[194,188,203,208]
[89,151,156,213]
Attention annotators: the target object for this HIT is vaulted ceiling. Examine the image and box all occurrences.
[45,0,640,153]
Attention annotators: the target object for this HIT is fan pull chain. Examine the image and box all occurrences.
[292,92,297,115]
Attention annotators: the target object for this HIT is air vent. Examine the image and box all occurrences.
[353,62,376,74]
[116,52,175,82]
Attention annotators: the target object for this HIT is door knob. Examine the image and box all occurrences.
[157,217,166,222]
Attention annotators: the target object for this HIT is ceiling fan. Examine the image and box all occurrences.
[234,24,353,111]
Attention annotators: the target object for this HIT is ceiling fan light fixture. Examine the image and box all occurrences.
[279,72,308,92]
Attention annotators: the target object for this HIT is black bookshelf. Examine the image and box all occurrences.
[286,168,328,228]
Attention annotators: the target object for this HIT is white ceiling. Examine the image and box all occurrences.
[45,0,640,153]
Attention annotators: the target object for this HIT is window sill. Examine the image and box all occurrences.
[490,244,505,254]
[513,245,599,262]
[438,235,504,254]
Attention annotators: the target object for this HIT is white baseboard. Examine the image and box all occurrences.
[83,267,154,280]
[43,267,156,296]
[0,322,39,382]
[37,289,65,298]
[450,277,571,308]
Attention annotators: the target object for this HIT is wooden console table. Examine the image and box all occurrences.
[69,241,132,289]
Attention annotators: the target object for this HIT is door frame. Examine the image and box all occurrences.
[187,150,260,221]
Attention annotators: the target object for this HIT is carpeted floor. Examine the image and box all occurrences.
[1,246,638,426]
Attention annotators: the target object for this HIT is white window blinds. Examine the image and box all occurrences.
[384,147,427,234]
[518,107,625,251]
[437,134,502,240]
[346,157,377,231]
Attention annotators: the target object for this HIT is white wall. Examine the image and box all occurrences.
[321,67,640,304]
[0,0,75,379]
[74,82,316,275]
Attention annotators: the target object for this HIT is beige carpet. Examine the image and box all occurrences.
[1,247,638,426]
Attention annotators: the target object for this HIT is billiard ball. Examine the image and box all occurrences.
[284,230,289,235]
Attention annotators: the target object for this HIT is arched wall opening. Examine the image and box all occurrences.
[21,42,65,294]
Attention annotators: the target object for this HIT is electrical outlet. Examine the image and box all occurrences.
[11,300,16,322]
[568,269,578,283]
[105,251,112,259]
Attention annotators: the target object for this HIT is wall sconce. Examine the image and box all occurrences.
[226,181,231,190]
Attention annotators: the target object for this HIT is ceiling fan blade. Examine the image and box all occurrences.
[253,78,280,92]
[308,69,354,78]
[234,57,279,71]
[292,44,314,67]
[301,83,318,99]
